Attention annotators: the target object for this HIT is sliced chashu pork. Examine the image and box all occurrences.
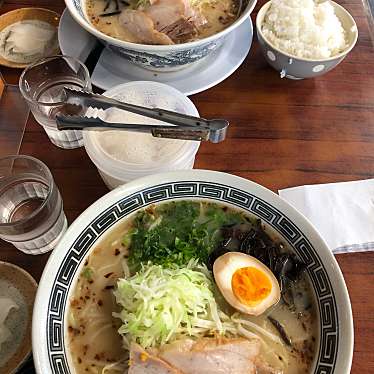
[145,0,206,29]
[128,337,275,374]
[144,0,185,30]
[180,0,208,28]
[159,337,260,374]
[119,9,173,45]
[119,0,206,45]
[145,0,207,41]
[129,343,182,374]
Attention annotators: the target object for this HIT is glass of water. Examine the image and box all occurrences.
[19,55,91,149]
[0,155,67,254]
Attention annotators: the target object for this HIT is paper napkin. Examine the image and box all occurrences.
[279,179,374,253]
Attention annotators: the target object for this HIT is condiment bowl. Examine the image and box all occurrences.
[64,0,257,71]
[0,262,37,373]
[256,0,358,79]
[0,8,60,68]
[32,170,353,373]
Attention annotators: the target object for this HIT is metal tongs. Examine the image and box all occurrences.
[56,87,229,143]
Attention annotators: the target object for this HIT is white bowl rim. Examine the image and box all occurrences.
[65,0,257,52]
[32,169,354,374]
[256,0,359,63]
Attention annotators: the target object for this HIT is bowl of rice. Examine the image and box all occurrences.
[256,0,358,79]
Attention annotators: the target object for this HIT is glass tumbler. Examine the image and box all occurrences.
[0,155,67,254]
[19,55,91,149]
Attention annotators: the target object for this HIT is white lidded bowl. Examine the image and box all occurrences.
[64,0,257,71]
[83,81,200,189]
[32,170,353,373]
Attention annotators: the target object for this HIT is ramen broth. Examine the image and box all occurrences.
[67,224,131,372]
[85,0,240,44]
[68,202,317,374]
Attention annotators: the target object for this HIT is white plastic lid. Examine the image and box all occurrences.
[83,81,200,181]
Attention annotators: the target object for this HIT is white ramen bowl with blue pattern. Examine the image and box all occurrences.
[64,0,257,71]
[32,170,354,373]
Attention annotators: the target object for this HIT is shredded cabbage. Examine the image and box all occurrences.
[114,259,230,348]
[133,0,217,11]
[133,0,149,8]
[190,0,218,11]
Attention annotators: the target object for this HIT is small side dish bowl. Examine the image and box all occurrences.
[256,0,358,79]
[32,170,353,374]
[0,8,60,68]
[64,0,257,71]
[0,262,37,373]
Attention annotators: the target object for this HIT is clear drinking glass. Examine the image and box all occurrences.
[0,155,67,254]
[19,55,91,149]
[0,72,29,158]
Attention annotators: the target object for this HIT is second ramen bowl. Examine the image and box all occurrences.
[64,0,257,71]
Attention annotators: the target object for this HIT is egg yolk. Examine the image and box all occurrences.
[231,266,272,306]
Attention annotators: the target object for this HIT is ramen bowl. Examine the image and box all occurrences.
[256,0,358,79]
[33,170,353,373]
[64,0,257,71]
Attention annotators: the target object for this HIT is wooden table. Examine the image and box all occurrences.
[1,0,374,372]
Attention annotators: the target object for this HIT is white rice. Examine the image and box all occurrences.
[261,0,348,59]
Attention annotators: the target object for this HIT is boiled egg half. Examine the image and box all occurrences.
[213,252,280,316]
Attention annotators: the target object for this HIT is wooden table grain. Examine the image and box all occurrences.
[1,0,374,372]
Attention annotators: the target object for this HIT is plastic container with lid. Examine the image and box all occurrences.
[83,81,201,190]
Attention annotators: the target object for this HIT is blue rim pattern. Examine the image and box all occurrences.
[106,41,219,68]
[73,0,84,17]
[46,181,339,373]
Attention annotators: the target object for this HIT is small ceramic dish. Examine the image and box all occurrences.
[0,7,60,68]
[256,0,358,79]
[0,261,37,373]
